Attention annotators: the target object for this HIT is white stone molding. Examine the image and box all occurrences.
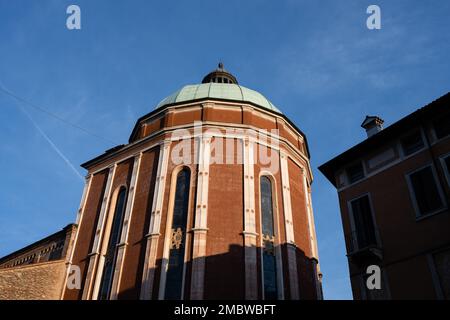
[109,153,143,300]
[190,135,211,300]
[279,152,300,299]
[302,170,319,259]
[60,174,92,299]
[89,122,310,178]
[302,169,322,299]
[243,138,258,299]
[140,140,171,300]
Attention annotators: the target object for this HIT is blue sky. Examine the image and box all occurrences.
[0,1,449,300]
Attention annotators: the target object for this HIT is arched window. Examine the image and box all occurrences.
[165,168,191,299]
[98,186,127,300]
[260,176,278,300]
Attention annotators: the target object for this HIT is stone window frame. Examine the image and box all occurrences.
[431,112,450,142]
[92,183,128,300]
[158,165,195,300]
[440,152,450,187]
[346,193,382,253]
[399,128,426,158]
[346,161,366,185]
[257,171,285,300]
[404,163,448,221]
[427,247,450,300]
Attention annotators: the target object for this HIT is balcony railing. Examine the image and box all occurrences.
[345,228,383,264]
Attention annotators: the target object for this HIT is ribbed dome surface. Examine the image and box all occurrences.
[156,83,282,114]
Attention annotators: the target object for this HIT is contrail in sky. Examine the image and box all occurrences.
[18,104,84,181]
[0,82,84,181]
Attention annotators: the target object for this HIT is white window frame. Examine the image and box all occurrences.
[426,253,445,300]
[398,128,426,159]
[431,113,450,142]
[405,163,447,220]
[345,161,366,186]
[347,193,381,253]
[440,152,450,187]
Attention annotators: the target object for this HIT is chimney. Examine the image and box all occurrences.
[361,115,384,138]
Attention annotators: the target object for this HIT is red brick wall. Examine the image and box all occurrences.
[64,170,108,300]
[205,106,242,124]
[172,109,202,127]
[204,141,245,299]
[288,159,317,299]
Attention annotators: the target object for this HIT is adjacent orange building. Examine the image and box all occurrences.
[59,64,322,300]
[319,93,450,299]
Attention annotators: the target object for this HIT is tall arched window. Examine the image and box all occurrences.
[260,176,278,300]
[165,168,191,299]
[98,186,127,300]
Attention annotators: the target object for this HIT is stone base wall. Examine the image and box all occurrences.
[0,260,66,300]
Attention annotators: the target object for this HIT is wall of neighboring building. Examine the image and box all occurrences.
[0,224,77,300]
[0,224,77,269]
[0,260,66,300]
[336,118,450,299]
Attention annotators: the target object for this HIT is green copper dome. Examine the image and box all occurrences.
[155,64,282,114]
[156,83,282,114]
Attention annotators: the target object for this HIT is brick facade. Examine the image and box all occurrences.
[62,96,322,300]
[0,260,66,300]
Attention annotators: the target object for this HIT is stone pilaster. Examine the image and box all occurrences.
[302,169,322,299]
[280,152,300,300]
[190,135,211,300]
[140,141,171,300]
[243,138,258,300]
[302,169,318,259]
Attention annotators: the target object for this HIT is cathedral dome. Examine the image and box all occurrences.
[156,63,282,114]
